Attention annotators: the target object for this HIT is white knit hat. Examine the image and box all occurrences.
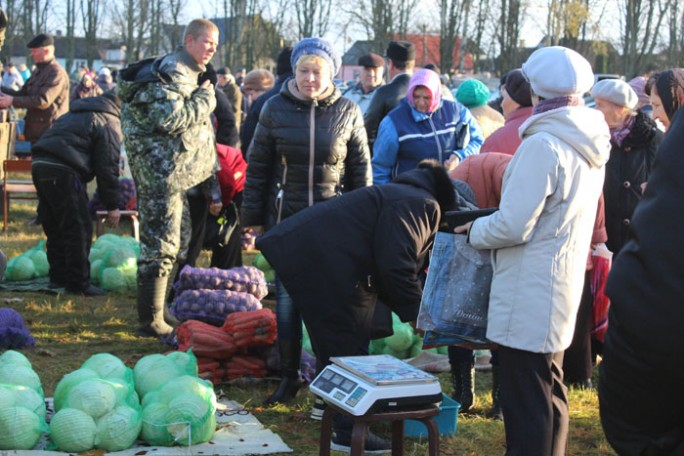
[591,79,638,110]
[522,46,594,99]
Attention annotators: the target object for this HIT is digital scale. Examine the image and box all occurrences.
[310,355,443,416]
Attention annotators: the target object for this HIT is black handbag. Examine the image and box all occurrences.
[203,202,239,249]
[216,202,239,247]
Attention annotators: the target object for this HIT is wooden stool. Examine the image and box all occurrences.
[319,402,440,456]
[96,210,140,241]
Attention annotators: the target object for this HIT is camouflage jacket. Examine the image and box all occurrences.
[118,49,217,194]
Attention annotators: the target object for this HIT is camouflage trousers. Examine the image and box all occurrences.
[136,188,192,278]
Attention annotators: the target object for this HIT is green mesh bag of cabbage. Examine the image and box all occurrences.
[50,353,143,452]
[88,234,140,293]
[140,375,217,446]
[3,240,49,281]
[0,350,48,450]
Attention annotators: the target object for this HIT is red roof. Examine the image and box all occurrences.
[394,33,473,72]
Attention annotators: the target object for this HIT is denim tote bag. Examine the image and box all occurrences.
[418,231,495,348]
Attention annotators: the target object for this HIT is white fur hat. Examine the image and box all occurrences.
[522,46,594,99]
[591,79,638,110]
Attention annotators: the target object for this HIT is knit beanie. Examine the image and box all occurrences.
[291,37,341,77]
[407,69,442,113]
[456,79,490,108]
[504,69,532,107]
[628,76,650,106]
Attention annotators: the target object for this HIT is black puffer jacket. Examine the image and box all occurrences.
[31,95,122,210]
[256,163,456,363]
[241,79,372,229]
[603,110,663,254]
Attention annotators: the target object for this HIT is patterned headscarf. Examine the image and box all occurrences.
[646,68,684,121]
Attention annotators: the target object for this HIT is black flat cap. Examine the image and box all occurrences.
[27,33,54,48]
[216,67,229,75]
[386,41,415,63]
[358,53,384,68]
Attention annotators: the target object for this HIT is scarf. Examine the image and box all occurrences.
[650,68,684,122]
[533,95,581,115]
[610,115,635,147]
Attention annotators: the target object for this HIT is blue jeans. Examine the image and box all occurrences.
[275,278,302,342]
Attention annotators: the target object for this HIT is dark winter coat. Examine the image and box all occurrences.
[241,79,372,229]
[31,95,122,210]
[603,110,663,254]
[363,72,411,144]
[605,108,684,359]
[214,88,238,147]
[240,72,292,157]
[256,163,456,363]
[3,58,70,143]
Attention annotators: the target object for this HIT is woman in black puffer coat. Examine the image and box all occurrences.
[241,38,372,407]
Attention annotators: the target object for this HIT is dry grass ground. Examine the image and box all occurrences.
[0,201,616,455]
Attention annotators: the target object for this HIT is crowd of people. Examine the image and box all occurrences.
[2,11,684,454]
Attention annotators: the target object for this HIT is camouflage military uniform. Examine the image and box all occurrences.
[119,48,217,278]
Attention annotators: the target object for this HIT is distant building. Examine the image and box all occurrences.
[340,34,474,82]
[5,35,126,75]
[499,37,622,76]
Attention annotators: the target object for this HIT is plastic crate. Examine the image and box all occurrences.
[404,394,460,437]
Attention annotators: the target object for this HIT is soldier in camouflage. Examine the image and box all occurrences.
[118,18,219,337]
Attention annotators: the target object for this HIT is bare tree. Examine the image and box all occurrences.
[667,0,683,66]
[0,0,21,62]
[546,0,596,51]
[65,0,77,74]
[293,0,332,38]
[494,0,522,74]
[621,0,671,78]
[109,0,151,63]
[20,0,50,39]
[80,0,103,68]
[395,0,419,39]
[344,0,393,54]
[470,0,492,72]
[439,0,465,73]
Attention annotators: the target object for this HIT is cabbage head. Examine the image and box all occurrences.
[140,403,173,446]
[50,408,96,452]
[82,353,129,380]
[95,405,142,451]
[53,368,99,411]
[0,349,32,368]
[0,406,42,450]
[66,379,117,418]
[0,364,43,394]
[101,267,127,293]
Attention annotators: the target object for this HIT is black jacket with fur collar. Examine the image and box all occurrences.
[256,161,455,363]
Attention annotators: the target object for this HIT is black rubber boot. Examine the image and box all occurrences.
[487,364,503,420]
[135,275,175,338]
[163,263,180,327]
[264,340,303,405]
[451,361,475,413]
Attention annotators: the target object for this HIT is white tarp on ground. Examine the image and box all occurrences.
[10,399,292,456]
